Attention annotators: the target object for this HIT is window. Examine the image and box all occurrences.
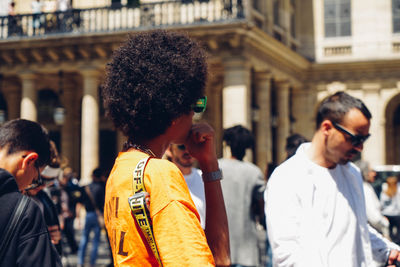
[290,0,296,38]
[273,0,280,26]
[394,0,400,33]
[324,0,351,37]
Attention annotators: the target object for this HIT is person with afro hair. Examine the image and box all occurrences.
[102,30,230,266]
[218,125,265,267]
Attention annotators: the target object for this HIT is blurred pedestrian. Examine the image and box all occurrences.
[31,0,43,33]
[77,167,105,267]
[24,140,63,255]
[356,160,390,239]
[219,125,265,267]
[380,175,400,244]
[266,91,400,266]
[0,119,61,266]
[59,166,80,254]
[168,144,206,229]
[285,133,308,159]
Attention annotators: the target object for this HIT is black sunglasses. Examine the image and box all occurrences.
[332,122,370,147]
[192,96,207,113]
[177,144,186,150]
[24,161,44,191]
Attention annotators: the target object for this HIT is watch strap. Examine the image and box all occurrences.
[202,168,223,183]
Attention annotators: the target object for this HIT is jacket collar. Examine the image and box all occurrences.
[0,168,19,196]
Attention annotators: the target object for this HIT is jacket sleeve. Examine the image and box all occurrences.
[17,199,62,267]
[265,168,324,267]
[363,183,389,234]
[369,224,400,265]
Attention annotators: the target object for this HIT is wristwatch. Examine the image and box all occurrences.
[202,169,223,183]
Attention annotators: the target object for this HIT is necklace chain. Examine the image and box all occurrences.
[130,143,156,157]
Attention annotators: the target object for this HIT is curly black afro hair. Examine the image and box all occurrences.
[102,30,207,142]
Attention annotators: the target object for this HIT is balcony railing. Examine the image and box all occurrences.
[0,0,245,40]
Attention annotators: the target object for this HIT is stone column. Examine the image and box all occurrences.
[80,69,100,184]
[222,56,251,129]
[362,84,384,166]
[3,82,21,120]
[291,85,315,139]
[254,71,272,174]
[20,72,37,121]
[276,80,290,164]
[222,57,252,159]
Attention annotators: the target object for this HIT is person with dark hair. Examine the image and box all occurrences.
[102,30,230,266]
[0,119,61,267]
[167,144,206,229]
[76,167,105,267]
[285,133,308,159]
[24,140,63,256]
[380,175,400,245]
[219,125,265,267]
[266,91,400,266]
[59,166,80,255]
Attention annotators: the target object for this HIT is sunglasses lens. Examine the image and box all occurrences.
[177,144,186,150]
[193,96,207,113]
[351,135,369,147]
[351,138,361,147]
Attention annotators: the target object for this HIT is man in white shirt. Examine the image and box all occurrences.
[265,91,400,267]
[168,144,206,229]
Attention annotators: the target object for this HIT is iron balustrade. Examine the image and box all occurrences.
[0,0,245,39]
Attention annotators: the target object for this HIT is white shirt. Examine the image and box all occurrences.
[265,143,398,267]
[380,184,400,217]
[184,168,205,229]
[31,1,43,13]
[57,0,69,11]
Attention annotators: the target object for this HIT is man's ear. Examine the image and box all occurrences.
[21,152,39,170]
[321,120,333,137]
[164,145,173,161]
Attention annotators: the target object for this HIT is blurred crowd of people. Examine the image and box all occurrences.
[22,140,112,267]
[357,160,400,246]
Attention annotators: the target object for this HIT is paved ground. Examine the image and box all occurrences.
[61,227,270,267]
[61,229,112,267]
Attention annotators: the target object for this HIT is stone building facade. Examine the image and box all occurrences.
[0,0,399,182]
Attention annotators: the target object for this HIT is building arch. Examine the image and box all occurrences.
[385,93,400,164]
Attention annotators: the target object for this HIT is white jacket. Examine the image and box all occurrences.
[265,143,398,267]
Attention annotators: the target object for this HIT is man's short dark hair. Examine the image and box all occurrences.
[285,133,308,159]
[316,91,372,129]
[92,167,103,180]
[102,30,207,143]
[223,125,254,161]
[0,119,50,167]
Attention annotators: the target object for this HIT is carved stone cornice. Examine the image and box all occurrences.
[308,60,400,83]
[0,33,122,71]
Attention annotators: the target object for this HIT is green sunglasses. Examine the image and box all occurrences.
[192,96,207,113]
